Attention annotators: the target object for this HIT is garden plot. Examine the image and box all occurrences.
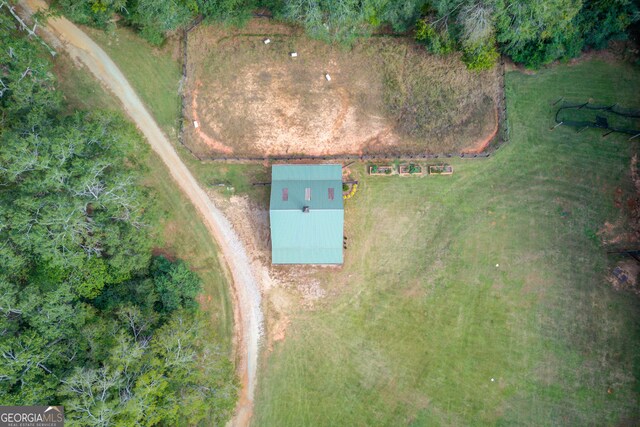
[184,20,500,158]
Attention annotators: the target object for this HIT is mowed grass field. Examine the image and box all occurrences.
[254,60,640,425]
[52,51,234,348]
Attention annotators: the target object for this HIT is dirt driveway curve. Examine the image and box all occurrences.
[18,1,263,425]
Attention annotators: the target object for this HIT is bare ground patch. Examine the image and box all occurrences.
[608,260,640,295]
[599,154,640,246]
[209,189,341,352]
[184,20,500,158]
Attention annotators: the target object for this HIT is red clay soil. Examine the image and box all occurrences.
[463,106,499,154]
[189,95,499,157]
[188,100,499,157]
[191,82,234,155]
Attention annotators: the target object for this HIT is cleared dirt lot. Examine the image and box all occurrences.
[184,20,500,158]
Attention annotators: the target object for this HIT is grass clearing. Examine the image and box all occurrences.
[52,49,233,349]
[82,24,183,140]
[254,59,640,425]
[184,20,499,158]
[53,51,120,113]
[182,157,271,204]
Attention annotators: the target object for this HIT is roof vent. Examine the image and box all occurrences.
[303,206,310,213]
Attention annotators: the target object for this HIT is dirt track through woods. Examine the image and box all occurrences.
[18,1,263,425]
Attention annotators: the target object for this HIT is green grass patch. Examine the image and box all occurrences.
[182,156,271,203]
[254,60,640,425]
[82,24,182,140]
[53,51,120,113]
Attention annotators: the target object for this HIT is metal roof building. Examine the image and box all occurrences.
[270,164,344,264]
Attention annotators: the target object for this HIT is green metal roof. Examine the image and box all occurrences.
[270,164,344,264]
[272,164,343,181]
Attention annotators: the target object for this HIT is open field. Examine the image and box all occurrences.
[57,20,640,424]
[184,20,500,158]
[251,59,640,425]
[52,51,234,348]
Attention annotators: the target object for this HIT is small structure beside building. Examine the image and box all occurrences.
[270,164,344,264]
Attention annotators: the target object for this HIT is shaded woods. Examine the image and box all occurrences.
[55,0,639,69]
[0,10,236,425]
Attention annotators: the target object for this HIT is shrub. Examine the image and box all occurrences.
[462,41,500,71]
[415,19,456,55]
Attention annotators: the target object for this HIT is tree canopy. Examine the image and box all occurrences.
[54,0,640,68]
[0,10,236,424]
[415,0,638,68]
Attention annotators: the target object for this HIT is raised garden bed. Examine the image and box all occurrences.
[369,165,395,176]
[399,163,423,176]
[428,164,453,175]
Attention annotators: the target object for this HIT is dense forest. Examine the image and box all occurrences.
[54,0,639,69]
[0,10,236,425]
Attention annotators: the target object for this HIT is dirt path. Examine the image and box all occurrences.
[17,1,262,425]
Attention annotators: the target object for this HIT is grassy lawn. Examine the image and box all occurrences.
[53,51,120,113]
[183,157,271,202]
[253,59,640,425]
[57,20,640,424]
[52,50,234,349]
[82,25,183,140]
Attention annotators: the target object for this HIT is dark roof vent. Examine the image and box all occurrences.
[303,206,310,213]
